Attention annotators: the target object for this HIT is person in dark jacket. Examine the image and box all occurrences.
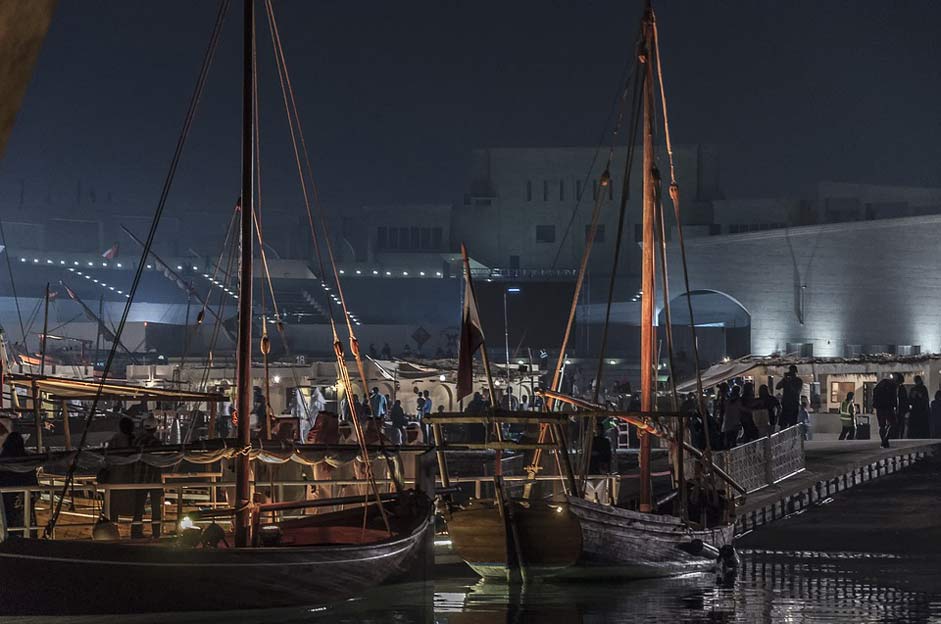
[0,432,38,536]
[872,374,898,448]
[132,416,164,539]
[251,387,267,432]
[588,422,612,475]
[740,383,761,442]
[389,400,408,445]
[907,375,930,439]
[105,417,138,524]
[930,390,941,439]
[895,374,910,439]
[775,365,803,428]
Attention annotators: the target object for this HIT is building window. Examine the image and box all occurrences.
[473,198,492,207]
[844,344,863,358]
[420,227,432,249]
[526,181,532,202]
[576,180,583,200]
[389,227,399,249]
[560,180,565,201]
[399,227,409,250]
[536,225,556,243]
[897,345,921,356]
[432,227,443,249]
[586,224,605,243]
[509,255,520,270]
[377,226,388,250]
[543,180,549,202]
[786,342,814,357]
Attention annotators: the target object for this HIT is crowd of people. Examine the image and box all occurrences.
[869,373,938,447]
[680,365,810,451]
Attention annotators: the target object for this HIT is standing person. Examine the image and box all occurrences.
[132,416,164,539]
[420,390,433,441]
[381,343,392,360]
[465,391,486,415]
[775,365,803,428]
[895,373,910,439]
[907,375,930,439]
[930,390,941,439]
[798,396,812,441]
[722,386,746,449]
[501,386,519,411]
[415,388,426,420]
[368,387,387,420]
[872,374,898,448]
[251,386,267,433]
[740,383,761,442]
[0,432,38,537]
[714,382,730,433]
[104,417,138,526]
[299,387,327,444]
[340,393,357,422]
[389,400,407,445]
[216,392,232,438]
[839,391,857,440]
[759,384,781,433]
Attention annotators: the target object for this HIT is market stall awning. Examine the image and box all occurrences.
[675,358,760,394]
[7,374,227,402]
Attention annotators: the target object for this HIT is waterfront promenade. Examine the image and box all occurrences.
[735,438,941,534]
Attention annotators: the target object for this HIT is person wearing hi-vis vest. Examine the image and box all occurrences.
[839,391,857,440]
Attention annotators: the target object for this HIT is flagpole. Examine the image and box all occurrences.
[460,245,498,404]
[460,244,504,476]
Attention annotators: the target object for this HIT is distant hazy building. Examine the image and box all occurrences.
[454,145,721,274]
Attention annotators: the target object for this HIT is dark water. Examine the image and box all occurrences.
[10,553,939,624]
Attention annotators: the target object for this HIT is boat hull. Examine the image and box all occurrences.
[0,499,433,614]
[448,496,733,581]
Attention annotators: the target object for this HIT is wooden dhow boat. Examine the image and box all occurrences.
[435,1,742,583]
[0,0,432,614]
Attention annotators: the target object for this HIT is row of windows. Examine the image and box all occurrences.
[526,179,614,202]
[376,226,444,251]
[533,224,608,244]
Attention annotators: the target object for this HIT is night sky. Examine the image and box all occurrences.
[2,0,940,221]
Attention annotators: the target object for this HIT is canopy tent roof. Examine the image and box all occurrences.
[7,374,226,402]
[675,359,760,394]
[676,352,941,394]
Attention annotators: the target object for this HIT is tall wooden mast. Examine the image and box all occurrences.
[638,3,655,513]
[234,0,255,548]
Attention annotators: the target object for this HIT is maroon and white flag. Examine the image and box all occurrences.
[101,242,119,260]
[457,244,486,400]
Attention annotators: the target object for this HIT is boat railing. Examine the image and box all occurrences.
[0,467,671,539]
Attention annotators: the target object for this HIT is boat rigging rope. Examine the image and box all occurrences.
[577,54,646,493]
[650,11,713,455]
[263,0,392,531]
[551,37,641,270]
[44,0,231,537]
[528,35,644,495]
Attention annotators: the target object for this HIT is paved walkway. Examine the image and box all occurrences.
[736,438,941,531]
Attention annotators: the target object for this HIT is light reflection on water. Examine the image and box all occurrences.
[16,551,937,624]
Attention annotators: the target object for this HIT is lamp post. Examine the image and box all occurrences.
[504,287,521,393]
